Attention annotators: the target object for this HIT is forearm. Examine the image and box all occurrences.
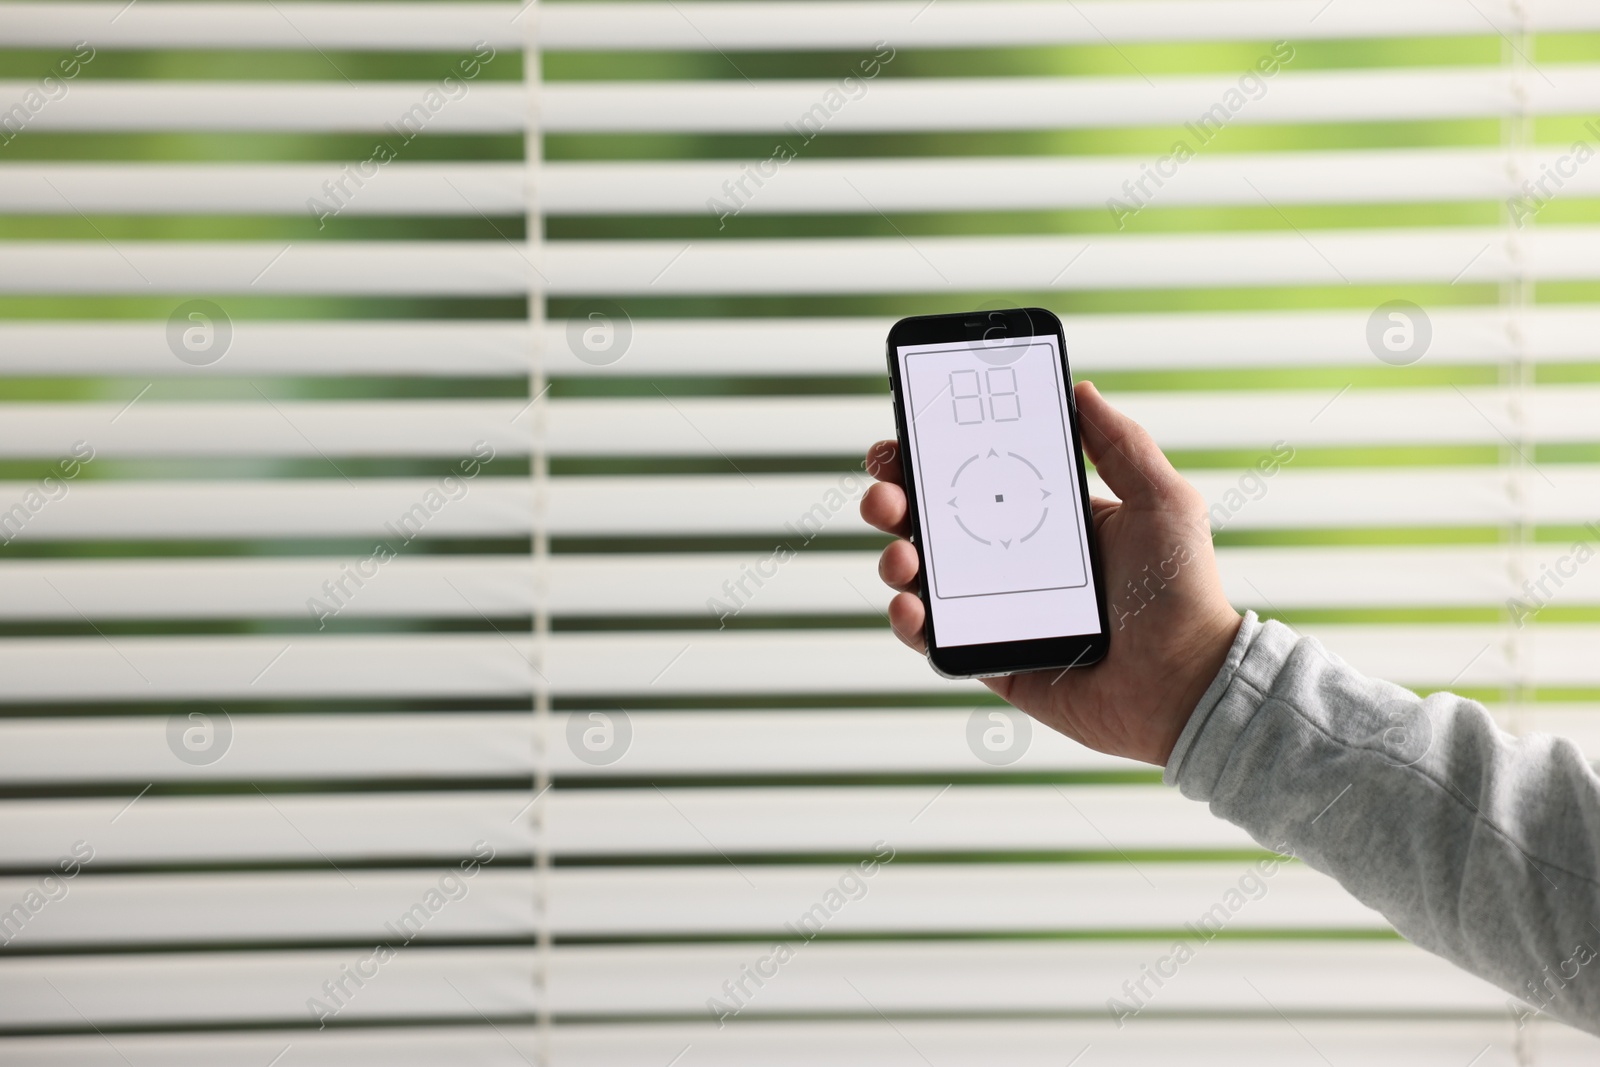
[1166,612,1600,1035]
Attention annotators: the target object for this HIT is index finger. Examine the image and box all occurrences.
[866,439,903,484]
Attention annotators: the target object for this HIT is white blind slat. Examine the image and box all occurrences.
[5,467,1594,541]
[540,228,1600,295]
[10,308,1598,378]
[9,69,1600,137]
[5,385,1600,460]
[0,400,527,456]
[0,162,526,216]
[539,0,1600,48]
[12,0,1600,50]
[0,792,533,866]
[0,623,1576,701]
[16,148,1600,216]
[551,783,1252,855]
[549,940,1507,1015]
[0,949,536,1028]
[539,307,1598,376]
[0,1020,1545,1067]
[0,242,528,295]
[0,479,532,541]
[0,82,524,133]
[539,69,1600,132]
[1,3,526,50]
[0,941,1501,1024]
[0,321,529,377]
[0,864,1379,948]
[543,149,1600,213]
[9,697,1593,784]
[0,545,1538,622]
[0,870,536,947]
[0,713,535,782]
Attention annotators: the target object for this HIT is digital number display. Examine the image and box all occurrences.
[950,367,1021,425]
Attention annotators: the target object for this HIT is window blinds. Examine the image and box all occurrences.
[2,1,1600,1063]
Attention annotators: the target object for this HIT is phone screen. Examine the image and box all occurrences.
[896,333,1102,649]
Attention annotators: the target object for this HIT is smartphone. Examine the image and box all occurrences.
[885,307,1109,678]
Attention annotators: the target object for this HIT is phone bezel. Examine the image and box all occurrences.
[885,307,1110,679]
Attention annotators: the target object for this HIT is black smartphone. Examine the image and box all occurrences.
[885,307,1110,678]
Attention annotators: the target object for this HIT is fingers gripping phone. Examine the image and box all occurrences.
[886,308,1110,678]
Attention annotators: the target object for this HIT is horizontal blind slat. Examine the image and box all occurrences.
[0,948,536,1029]
[0,864,1380,948]
[0,870,535,947]
[0,942,1504,1026]
[542,387,1600,452]
[0,634,543,701]
[0,546,1542,622]
[549,783,1254,855]
[0,786,1240,864]
[540,228,1600,295]
[4,386,1595,460]
[547,624,1555,692]
[543,545,1543,613]
[0,624,1569,699]
[12,1,1600,50]
[0,467,1575,540]
[542,307,1595,376]
[551,863,1384,935]
[0,1028,544,1067]
[550,940,1504,1015]
[543,149,1600,213]
[0,242,528,295]
[0,1020,1541,1067]
[538,69,1600,132]
[0,163,526,216]
[0,82,525,133]
[0,713,535,783]
[0,792,533,866]
[0,709,1136,782]
[11,69,1600,136]
[541,0,1600,47]
[1,3,525,50]
[549,704,1600,777]
[2,307,1567,377]
[13,149,1599,216]
[0,401,525,456]
[0,479,534,541]
[0,321,529,377]
[9,700,1586,786]
[0,558,537,620]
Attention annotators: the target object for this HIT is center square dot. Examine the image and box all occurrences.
[995,494,1004,502]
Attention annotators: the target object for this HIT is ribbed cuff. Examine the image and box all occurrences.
[1162,611,1301,798]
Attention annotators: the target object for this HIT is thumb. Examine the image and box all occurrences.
[1074,380,1184,506]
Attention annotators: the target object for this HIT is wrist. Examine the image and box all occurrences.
[1153,609,1244,766]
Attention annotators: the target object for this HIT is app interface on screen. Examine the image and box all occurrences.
[898,334,1101,648]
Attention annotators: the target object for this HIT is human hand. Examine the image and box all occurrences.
[861,380,1242,767]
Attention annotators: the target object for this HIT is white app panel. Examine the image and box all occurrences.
[899,335,1099,648]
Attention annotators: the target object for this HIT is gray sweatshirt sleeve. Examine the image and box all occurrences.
[1164,611,1600,1036]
